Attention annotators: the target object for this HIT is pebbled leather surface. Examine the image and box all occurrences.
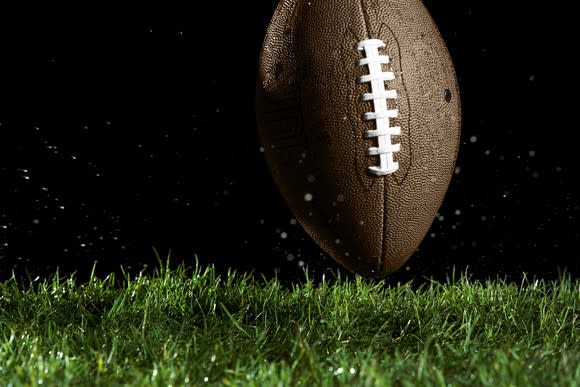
[256,0,461,278]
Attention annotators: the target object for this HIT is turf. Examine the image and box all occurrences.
[0,260,578,386]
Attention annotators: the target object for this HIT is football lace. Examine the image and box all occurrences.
[356,39,400,176]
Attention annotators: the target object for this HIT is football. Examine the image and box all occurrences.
[256,0,461,278]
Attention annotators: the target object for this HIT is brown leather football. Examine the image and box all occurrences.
[256,0,461,278]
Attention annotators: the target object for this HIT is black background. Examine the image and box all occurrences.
[1,2,578,284]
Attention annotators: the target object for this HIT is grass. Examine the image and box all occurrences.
[0,259,578,386]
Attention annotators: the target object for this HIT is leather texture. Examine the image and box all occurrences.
[256,0,461,277]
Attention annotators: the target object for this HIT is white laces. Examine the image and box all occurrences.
[356,39,400,176]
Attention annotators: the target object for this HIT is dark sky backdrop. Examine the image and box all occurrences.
[0,2,578,283]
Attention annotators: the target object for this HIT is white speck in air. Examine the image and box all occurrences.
[469,135,478,143]
[454,166,461,174]
[335,238,341,244]
[304,193,313,202]
[350,368,356,374]
[301,152,307,159]
[290,218,297,225]
[280,232,288,239]
[298,260,305,267]
[430,232,436,238]
[336,194,345,202]
[259,146,264,153]
[529,150,536,157]
[345,252,350,257]
[481,215,487,222]
[529,74,535,82]
[438,215,445,221]
[204,377,209,382]
[454,209,462,216]
[259,219,265,225]
[286,254,295,262]
[484,149,491,156]
[333,367,344,375]
[307,174,316,183]
[532,171,539,179]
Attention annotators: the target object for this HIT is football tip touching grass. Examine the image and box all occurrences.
[0,258,578,386]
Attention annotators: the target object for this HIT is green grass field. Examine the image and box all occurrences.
[0,259,578,386]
